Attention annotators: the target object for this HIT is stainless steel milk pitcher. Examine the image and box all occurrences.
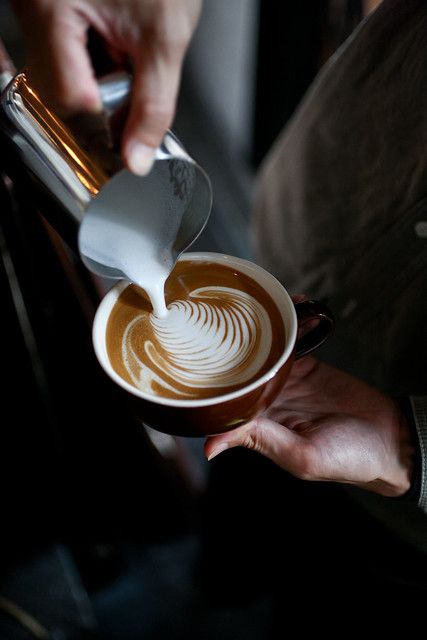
[0,69,212,281]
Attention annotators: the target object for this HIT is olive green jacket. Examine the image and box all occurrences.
[252,0,427,547]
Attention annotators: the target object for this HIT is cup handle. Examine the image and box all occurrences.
[294,300,335,359]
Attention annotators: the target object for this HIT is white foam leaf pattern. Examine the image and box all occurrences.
[122,286,272,397]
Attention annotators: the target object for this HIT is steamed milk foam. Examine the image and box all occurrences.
[106,260,286,400]
[126,253,170,318]
[79,162,187,317]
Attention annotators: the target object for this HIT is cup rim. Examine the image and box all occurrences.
[92,252,297,408]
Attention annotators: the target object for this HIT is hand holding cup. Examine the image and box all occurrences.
[93,252,334,436]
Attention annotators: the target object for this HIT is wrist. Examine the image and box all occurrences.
[362,399,415,497]
[352,398,415,498]
[392,397,421,501]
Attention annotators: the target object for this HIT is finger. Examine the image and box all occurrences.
[122,50,183,175]
[205,417,319,480]
[26,8,101,114]
[291,294,308,303]
[120,1,200,175]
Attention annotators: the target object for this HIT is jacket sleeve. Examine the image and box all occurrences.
[410,397,427,512]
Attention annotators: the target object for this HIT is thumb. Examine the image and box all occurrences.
[205,417,316,480]
[26,8,101,114]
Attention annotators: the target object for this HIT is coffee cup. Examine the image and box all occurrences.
[92,252,334,437]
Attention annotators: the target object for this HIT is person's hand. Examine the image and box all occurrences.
[205,357,415,497]
[12,0,202,174]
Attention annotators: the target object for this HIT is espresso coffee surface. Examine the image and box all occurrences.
[106,260,286,400]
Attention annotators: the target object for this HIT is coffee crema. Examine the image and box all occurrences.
[106,260,286,400]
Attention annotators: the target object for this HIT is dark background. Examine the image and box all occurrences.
[1,1,422,638]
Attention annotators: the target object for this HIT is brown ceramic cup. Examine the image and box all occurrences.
[92,252,334,437]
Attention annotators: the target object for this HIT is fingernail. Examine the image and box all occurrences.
[87,95,103,113]
[207,444,229,461]
[80,89,103,113]
[126,141,155,176]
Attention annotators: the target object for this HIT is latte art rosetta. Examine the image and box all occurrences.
[122,286,273,398]
[106,260,287,401]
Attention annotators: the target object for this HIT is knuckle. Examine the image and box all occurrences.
[140,101,174,133]
[155,26,191,55]
[144,100,173,122]
[241,420,266,454]
[242,432,259,451]
[166,28,193,53]
[149,7,193,53]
